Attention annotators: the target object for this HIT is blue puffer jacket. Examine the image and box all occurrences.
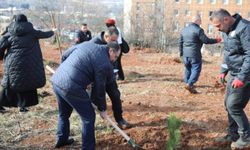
[220,14,250,82]
[0,20,54,92]
[51,42,113,111]
[179,23,217,58]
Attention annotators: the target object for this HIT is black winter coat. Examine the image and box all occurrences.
[75,30,92,44]
[0,21,54,92]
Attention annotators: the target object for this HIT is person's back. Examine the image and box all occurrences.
[179,14,220,94]
[181,23,204,58]
[180,14,218,59]
[1,14,54,91]
[51,42,112,96]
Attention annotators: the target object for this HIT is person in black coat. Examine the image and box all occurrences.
[105,18,130,80]
[90,26,132,129]
[74,23,92,44]
[0,14,55,112]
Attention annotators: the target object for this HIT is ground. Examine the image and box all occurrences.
[0,42,249,150]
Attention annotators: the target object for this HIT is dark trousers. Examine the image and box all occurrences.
[225,76,250,138]
[53,85,96,150]
[183,57,202,86]
[106,80,123,122]
[114,54,125,80]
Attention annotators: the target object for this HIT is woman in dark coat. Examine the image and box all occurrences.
[0,14,55,112]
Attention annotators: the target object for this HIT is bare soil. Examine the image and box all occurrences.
[1,43,249,150]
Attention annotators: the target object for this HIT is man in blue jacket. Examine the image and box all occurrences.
[211,9,250,149]
[91,26,132,129]
[179,14,221,94]
[51,41,120,150]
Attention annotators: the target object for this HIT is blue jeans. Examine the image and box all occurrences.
[183,57,202,86]
[53,85,96,150]
[225,76,250,138]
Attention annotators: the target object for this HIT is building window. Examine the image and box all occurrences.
[185,9,191,16]
[223,0,229,4]
[236,0,242,5]
[174,9,179,16]
[197,0,204,4]
[186,0,192,4]
[208,24,213,34]
[210,0,216,4]
[209,11,213,17]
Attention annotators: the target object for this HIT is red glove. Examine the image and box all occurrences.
[216,37,222,43]
[219,73,226,85]
[232,78,244,88]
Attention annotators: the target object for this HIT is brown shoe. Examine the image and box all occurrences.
[185,85,198,94]
[117,119,132,130]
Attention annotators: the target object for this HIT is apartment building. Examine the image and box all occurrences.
[170,0,250,35]
[126,0,250,39]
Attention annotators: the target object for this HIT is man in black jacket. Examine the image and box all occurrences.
[211,9,250,149]
[75,23,92,44]
[90,27,132,129]
[179,14,221,94]
[105,18,130,80]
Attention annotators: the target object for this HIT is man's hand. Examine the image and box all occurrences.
[232,78,244,88]
[52,27,57,32]
[219,73,227,85]
[100,111,107,120]
[216,37,222,43]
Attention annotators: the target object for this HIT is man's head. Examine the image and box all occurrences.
[192,14,202,25]
[81,23,88,32]
[107,41,120,63]
[105,18,116,27]
[103,26,119,43]
[210,9,234,33]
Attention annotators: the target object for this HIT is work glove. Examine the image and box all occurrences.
[219,73,227,85]
[216,37,222,43]
[100,110,107,120]
[232,78,244,88]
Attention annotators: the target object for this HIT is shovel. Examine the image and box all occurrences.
[91,103,143,149]
[45,65,143,149]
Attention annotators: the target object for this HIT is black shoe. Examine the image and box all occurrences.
[0,106,6,113]
[117,119,132,130]
[55,138,74,148]
[19,107,29,112]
